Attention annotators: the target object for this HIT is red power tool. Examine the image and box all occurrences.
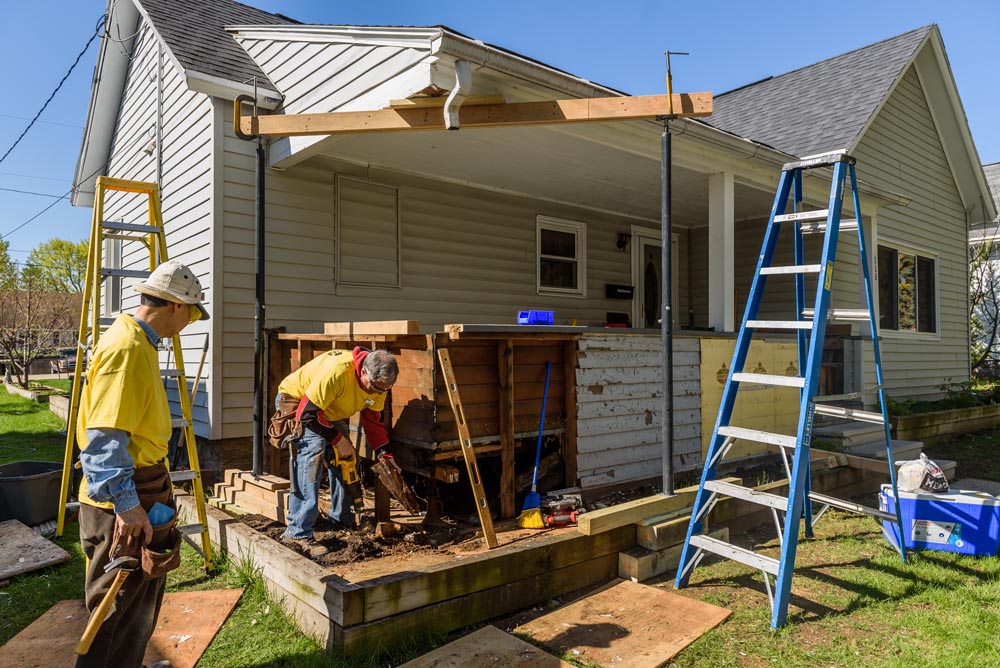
[543,510,580,527]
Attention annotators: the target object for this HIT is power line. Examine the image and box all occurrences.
[0,15,105,168]
[0,186,67,199]
[0,171,73,183]
[0,113,83,129]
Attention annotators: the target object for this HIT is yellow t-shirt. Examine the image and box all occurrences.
[77,314,171,508]
[278,349,386,421]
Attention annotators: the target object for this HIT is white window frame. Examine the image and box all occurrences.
[876,238,940,340]
[335,175,402,289]
[536,215,587,298]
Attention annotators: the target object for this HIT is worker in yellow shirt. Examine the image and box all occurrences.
[275,347,398,557]
[76,260,208,668]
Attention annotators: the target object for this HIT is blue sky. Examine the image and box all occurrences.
[1,0,997,261]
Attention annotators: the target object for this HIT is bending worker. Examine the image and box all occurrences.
[275,347,399,556]
[76,260,208,668]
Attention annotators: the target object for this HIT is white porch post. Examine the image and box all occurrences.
[708,171,735,332]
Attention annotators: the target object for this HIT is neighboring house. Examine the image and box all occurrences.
[968,162,1000,373]
[73,0,995,486]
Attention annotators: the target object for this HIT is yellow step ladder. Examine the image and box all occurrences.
[55,176,214,572]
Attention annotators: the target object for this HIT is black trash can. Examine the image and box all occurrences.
[0,461,62,525]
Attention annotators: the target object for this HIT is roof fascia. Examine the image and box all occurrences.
[186,69,282,108]
[224,24,444,49]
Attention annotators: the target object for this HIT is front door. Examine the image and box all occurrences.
[633,231,679,329]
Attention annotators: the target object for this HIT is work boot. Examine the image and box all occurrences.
[280,535,330,558]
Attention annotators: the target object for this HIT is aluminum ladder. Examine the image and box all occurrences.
[55,176,215,572]
[673,151,906,628]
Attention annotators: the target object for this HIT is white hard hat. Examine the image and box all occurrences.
[134,260,210,321]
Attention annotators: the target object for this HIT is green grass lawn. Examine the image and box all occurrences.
[1,385,67,464]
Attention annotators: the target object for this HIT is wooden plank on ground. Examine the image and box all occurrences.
[0,590,242,668]
[515,578,730,668]
[323,320,420,336]
[577,478,740,535]
[0,520,70,580]
[400,625,573,667]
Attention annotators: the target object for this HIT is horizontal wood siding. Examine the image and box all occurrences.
[102,20,215,436]
[854,66,969,399]
[574,334,701,487]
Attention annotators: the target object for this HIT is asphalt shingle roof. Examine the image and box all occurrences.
[139,0,297,94]
[984,163,1000,215]
[705,26,933,157]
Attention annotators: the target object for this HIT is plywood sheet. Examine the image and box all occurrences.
[400,625,574,668]
[0,590,242,668]
[0,519,70,579]
[515,578,730,668]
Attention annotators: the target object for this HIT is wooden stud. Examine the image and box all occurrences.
[562,340,578,488]
[241,93,713,138]
[498,340,515,519]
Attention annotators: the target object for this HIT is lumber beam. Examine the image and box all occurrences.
[240,93,713,138]
[498,340,515,519]
[323,320,420,336]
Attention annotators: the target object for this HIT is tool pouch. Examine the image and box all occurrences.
[268,393,303,449]
[141,527,182,580]
[133,462,182,580]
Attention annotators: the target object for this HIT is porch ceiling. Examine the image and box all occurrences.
[310,121,716,226]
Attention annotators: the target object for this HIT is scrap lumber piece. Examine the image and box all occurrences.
[323,320,420,336]
[399,625,573,667]
[578,477,741,536]
[638,508,694,551]
[371,459,421,515]
[515,578,730,668]
[620,527,729,582]
[0,520,70,580]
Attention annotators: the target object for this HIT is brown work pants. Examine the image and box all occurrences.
[76,483,170,667]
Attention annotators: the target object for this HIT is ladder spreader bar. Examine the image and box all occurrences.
[705,480,788,511]
[101,268,151,279]
[689,534,780,575]
[718,425,797,448]
[760,264,822,275]
[732,372,806,388]
[813,385,882,403]
[102,221,161,233]
[802,308,870,321]
[799,219,858,235]
[812,403,886,424]
[808,492,896,522]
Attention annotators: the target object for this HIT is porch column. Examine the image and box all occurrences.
[708,171,735,332]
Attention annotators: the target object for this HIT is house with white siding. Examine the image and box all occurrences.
[73,0,995,488]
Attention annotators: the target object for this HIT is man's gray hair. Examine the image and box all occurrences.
[363,349,399,386]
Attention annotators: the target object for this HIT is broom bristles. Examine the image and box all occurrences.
[517,507,544,529]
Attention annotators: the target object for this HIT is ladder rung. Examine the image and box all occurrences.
[799,219,858,235]
[99,317,115,327]
[102,221,162,234]
[808,492,896,522]
[101,268,151,279]
[747,320,812,330]
[178,523,204,536]
[813,385,882,403]
[689,534,779,575]
[704,480,788,511]
[732,372,805,388]
[718,426,797,449]
[169,470,199,482]
[802,308,870,321]
[813,404,887,424]
[162,369,182,378]
[774,209,829,223]
[782,150,853,171]
[760,264,822,275]
[172,418,190,428]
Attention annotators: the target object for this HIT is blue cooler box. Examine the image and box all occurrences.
[879,484,1000,556]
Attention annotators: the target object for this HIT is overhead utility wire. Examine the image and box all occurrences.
[0,14,105,168]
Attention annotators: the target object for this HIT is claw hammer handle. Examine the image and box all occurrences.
[75,568,130,655]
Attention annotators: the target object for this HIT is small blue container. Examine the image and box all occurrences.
[517,310,554,325]
[879,485,1000,556]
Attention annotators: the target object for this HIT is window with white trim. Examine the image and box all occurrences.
[336,175,401,288]
[878,245,936,333]
[537,216,586,297]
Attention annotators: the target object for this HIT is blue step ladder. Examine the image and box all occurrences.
[673,151,907,628]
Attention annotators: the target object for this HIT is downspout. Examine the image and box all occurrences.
[444,61,471,130]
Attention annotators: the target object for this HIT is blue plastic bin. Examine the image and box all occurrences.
[517,310,554,325]
[879,484,1000,556]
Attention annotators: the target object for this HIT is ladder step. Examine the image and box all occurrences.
[704,480,788,511]
[732,372,805,388]
[799,219,858,235]
[747,320,812,330]
[718,426,797,449]
[774,209,829,223]
[689,534,780,575]
[101,268,151,279]
[178,523,204,536]
[760,264,822,275]
[808,492,897,522]
[102,221,162,234]
[782,150,853,171]
[161,369,182,378]
[813,404,886,424]
[169,470,199,482]
[171,418,190,428]
[802,308,870,321]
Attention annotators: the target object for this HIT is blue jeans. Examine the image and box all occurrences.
[277,397,356,539]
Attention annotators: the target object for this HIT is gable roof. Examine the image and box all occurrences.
[985,163,1000,214]
[705,26,932,156]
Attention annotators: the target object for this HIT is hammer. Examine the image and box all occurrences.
[75,555,140,655]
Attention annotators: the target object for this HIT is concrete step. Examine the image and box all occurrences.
[848,440,923,462]
[813,421,887,448]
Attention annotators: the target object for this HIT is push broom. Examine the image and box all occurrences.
[518,361,552,529]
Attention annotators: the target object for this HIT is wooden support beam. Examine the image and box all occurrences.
[563,340,578,488]
[498,340,515,519]
[323,320,420,336]
[241,93,713,138]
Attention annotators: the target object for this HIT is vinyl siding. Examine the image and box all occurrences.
[102,19,215,437]
[854,66,968,399]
